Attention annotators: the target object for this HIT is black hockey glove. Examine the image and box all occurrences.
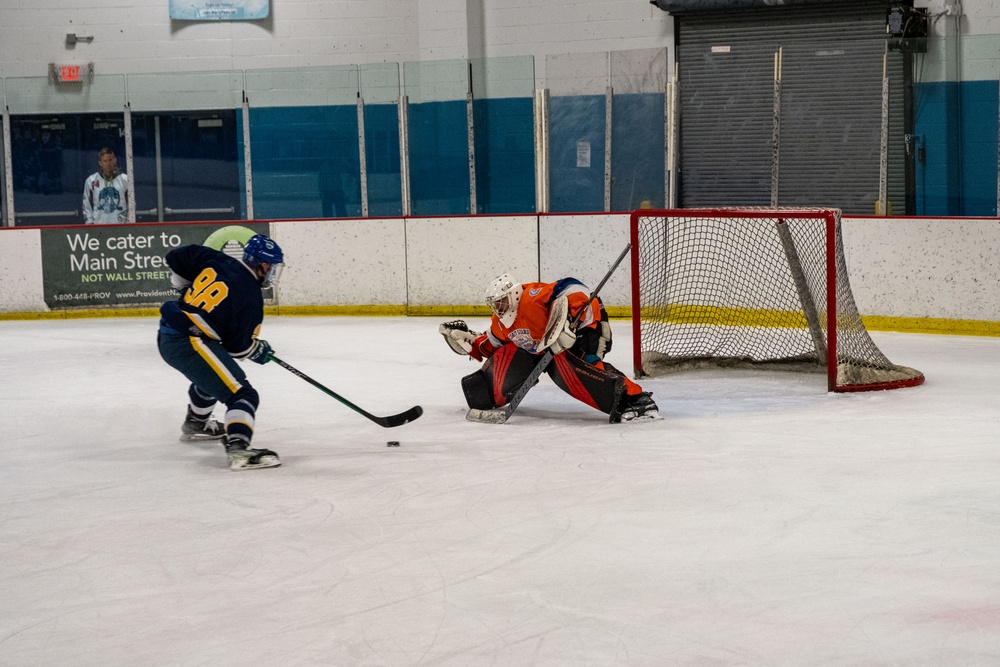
[247,339,273,364]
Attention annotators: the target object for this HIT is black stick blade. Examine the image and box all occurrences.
[376,405,423,428]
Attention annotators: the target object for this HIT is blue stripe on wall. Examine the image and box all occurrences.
[409,100,470,216]
[249,105,361,219]
[473,97,535,215]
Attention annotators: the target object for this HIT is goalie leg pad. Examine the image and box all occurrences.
[545,352,625,415]
[490,343,540,407]
[461,369,494,410]
[462,343,540,409]
[599,360,644,395]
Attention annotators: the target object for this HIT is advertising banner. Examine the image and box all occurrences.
[169,0,269,21]
[41,223,270,310]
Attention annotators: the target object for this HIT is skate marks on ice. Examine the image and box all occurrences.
[2,319,1000,665]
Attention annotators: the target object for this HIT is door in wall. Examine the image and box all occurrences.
[131,110,241,223]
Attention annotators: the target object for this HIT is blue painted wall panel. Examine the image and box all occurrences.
[549,95,606,213]
[473,97,535,215]
[611,93,665,211]
[914,80,998,216]
[364,103,403,218]
[960,80,998,216]
[408,100,470,216]
[250,105,361,219]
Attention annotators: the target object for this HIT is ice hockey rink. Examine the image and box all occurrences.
[1,315,998,666]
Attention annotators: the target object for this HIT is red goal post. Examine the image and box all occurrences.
[629,207,924,392]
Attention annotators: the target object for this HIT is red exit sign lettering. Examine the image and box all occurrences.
[59,65,81,82]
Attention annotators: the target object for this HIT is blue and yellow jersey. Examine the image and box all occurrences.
[160,245,263,358]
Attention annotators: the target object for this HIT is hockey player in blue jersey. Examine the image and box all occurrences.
[157,234,284,470]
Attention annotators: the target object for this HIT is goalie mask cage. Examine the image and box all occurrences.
[629,208,924,392]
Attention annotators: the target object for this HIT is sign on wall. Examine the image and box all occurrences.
[40,223,270,310]
[169,0,269,21]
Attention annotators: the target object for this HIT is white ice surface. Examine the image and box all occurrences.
[1,316,999,666]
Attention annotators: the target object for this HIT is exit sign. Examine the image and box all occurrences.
[49,62,92,84]
[58,65,81,82]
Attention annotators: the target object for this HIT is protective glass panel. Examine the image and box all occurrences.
[1,78,7,226]
[4,74,126,115]
[4,75,128,226]
[545,52,610,97]
[546,53,608,213]
[776,38,889,214]
[470,56,535,214]
[10,113,127,226]
[131,111,241,223]
[913,33,1000,216]
[404,60,470,216]
[246,67,361,219]
[126,71,243,112]
[245,65,359,107]
[361,63,402,217]
[611,49,666,211]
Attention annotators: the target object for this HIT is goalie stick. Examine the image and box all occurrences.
[466,243,632,424]
[269,354,423,428]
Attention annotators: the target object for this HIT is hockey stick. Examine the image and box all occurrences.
[466,243,632,424]
[268,354,423,428]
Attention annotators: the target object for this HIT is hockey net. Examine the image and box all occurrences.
[629,208,924,392]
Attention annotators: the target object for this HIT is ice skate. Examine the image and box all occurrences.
[180,407,225,441]
[612,391,659,423]
[224,436,281,471]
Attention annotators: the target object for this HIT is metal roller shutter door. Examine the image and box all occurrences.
[677,2,906,213]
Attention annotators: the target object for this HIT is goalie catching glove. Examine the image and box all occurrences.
[439,320,495,361]
[439,320,482,356]
[540,295,577,355]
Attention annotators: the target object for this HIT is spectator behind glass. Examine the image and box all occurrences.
[82,147,130,224]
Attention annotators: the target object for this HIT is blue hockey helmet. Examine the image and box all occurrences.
[242,234,284,287]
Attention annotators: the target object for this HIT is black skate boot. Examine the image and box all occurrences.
[181,407,225,441]
[224,436,281,471]
[610,391,659,423]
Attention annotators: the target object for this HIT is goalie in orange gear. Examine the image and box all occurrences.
[440,274,658,422]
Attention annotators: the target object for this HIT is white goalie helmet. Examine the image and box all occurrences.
[485,273,523,328]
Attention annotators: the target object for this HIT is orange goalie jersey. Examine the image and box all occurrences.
[484,278,599,355]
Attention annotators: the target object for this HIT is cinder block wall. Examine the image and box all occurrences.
[0,0,672,80]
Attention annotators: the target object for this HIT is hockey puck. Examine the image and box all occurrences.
[386,441,400,447]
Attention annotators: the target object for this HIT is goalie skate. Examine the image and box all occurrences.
[181,408,225,441]
[611,392,660,423]
[224,437,281,471]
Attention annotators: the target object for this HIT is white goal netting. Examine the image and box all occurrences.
[630,208,924,392]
